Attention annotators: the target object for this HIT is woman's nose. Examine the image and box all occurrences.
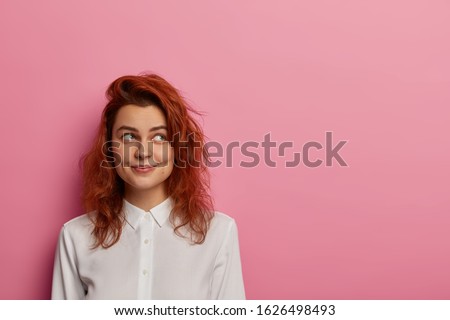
[135,141,153,159]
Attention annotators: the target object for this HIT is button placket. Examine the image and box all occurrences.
[141,212,153,282]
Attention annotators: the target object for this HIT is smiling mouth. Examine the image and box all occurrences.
[131,165,156,173]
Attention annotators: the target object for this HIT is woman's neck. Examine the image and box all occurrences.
[124,184,168,212]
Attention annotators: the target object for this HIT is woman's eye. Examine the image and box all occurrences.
[153,134,166,142]
[122,133,136,142]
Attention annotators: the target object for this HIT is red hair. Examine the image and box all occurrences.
[81,73,214,248]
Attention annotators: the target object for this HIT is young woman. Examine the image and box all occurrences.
[51,74,245,299]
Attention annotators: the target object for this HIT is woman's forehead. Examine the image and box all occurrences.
[113,104,167,129]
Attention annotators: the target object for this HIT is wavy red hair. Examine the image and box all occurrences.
[81,73,214,248]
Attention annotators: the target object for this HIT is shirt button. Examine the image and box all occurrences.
[143,269,148,276]
[144,239,149,244]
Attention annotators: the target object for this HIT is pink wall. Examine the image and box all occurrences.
[1,0,449,299]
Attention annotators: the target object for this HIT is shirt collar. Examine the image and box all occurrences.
[123,196,173,229]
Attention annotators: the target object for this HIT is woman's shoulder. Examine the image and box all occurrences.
[55,212,99,253]
[207,210,239,238]
[59,211,96,237]
[201,211,241,253]
[211,211,236,225]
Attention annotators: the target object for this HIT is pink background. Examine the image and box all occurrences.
[1,0,449,299]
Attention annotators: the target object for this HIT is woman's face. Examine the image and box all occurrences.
[111,104,174,197]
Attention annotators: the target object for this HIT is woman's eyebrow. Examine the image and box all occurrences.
[116,125,168,133]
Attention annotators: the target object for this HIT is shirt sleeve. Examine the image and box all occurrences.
[51,225,86,300]
[211,219,246,299]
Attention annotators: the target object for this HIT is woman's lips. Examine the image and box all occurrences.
[131,166,155,173]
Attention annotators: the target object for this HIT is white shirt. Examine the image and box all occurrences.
[51,197,246,299]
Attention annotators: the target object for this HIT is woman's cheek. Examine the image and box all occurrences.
[158,144,174,165]
[111,143,124,168]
